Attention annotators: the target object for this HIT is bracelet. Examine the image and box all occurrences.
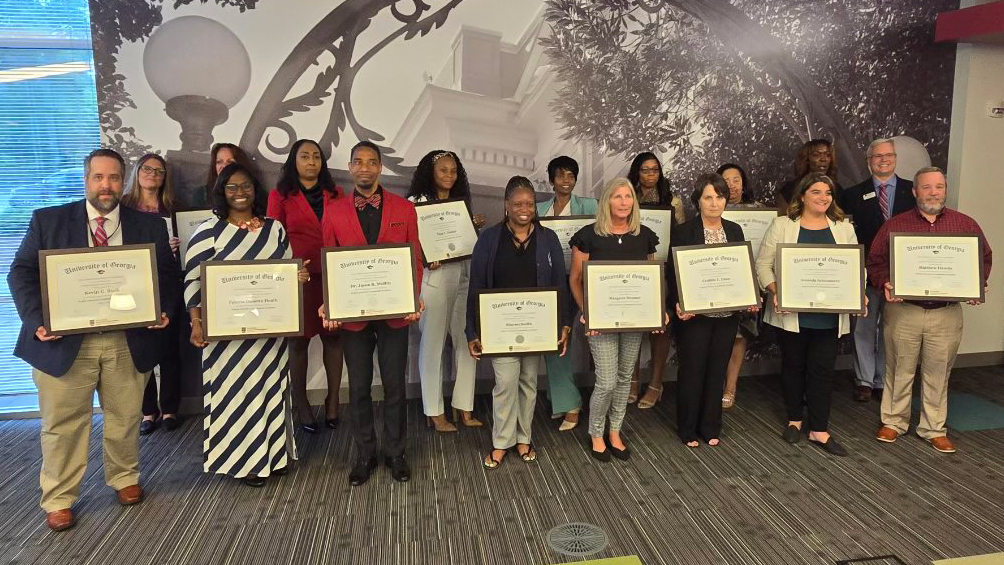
[190,318,202,327]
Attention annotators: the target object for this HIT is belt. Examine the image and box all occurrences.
[905,300,950,310]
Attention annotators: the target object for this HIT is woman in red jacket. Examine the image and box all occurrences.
[267,139,344,433]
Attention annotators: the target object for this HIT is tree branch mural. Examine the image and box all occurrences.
[541,0,955,201]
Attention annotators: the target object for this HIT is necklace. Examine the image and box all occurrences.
[228,216,263,231]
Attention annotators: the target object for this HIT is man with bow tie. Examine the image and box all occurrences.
[319,140,424,486]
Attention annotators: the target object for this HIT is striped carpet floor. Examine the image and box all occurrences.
[1,366,1003,565]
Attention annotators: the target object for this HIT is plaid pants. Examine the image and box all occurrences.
[586,332,644,437]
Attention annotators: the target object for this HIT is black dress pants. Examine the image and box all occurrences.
[675,314,739,442]
[341,321,409,459]
[778,327,838,432]
[142,301,184,416]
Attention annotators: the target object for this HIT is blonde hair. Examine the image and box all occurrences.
[594,177,641,236]
[786,172,844,222]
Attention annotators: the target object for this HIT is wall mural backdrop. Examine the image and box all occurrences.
[89,0,957,384]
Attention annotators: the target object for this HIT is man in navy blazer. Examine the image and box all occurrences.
[838,138,916,403]
[7,148,178,531]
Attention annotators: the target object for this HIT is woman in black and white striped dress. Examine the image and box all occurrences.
[185,163,307,487]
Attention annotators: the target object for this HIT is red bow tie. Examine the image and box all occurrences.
[354,192,382,210]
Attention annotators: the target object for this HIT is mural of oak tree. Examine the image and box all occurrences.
[541,0,955,204]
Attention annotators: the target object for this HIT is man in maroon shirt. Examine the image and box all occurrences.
[867,167,992,454]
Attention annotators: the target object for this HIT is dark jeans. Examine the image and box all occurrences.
[778,327,838,432]
[142,301,184,416]
[341,321,409,459]
[675,314,739,442]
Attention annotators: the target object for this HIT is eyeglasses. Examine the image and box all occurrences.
[140,165,166,176]
[870,152,897,160]
[639,167,661,175]
[224,182,254,194]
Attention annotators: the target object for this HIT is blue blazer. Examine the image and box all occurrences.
[7,200,180,377]
[465,222,572,342]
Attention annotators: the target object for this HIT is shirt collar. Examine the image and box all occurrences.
[912,205,947,223]
[353,185,382,199]
[873,176,897,189]
[85,199,121,224]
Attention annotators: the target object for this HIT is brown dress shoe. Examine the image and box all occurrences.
[854,385,872,402]
[46,509,75,531]
[876,426,899,443]
[116,485,143,505]
[930,436,956,453]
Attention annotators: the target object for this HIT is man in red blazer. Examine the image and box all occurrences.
[321,141,424,486]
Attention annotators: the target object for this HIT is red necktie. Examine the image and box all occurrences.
[878,183,889,220]
[354,192,382,210]
[93,216,108,247]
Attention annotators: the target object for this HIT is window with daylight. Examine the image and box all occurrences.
[0,0,100,414]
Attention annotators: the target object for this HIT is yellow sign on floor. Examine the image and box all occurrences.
[933,553,1004,565]
[551,557,642,565]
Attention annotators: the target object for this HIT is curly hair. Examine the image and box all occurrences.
[211,163,268,221]
[406,150,471,202]
[276,139,338,197]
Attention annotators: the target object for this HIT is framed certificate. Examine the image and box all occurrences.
[889,233,985,302]
[163,217,175,239]
[583,260,666,332]
[173,209,216,265]
[200,259,304,340]
[538,215,595,274]
[776,244,865,313]
[639,206,673,262]
[414,198,479,264]
[39,244,160,335]
[672,242,761,314]
[721,208,778,259]
[322,243,418,322]
[477,288,560,356]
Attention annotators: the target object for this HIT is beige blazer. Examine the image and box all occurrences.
[755,215,860,337]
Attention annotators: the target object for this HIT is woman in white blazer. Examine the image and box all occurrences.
[756,172,865,457]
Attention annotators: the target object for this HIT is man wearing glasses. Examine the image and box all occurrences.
[839,138,916,402]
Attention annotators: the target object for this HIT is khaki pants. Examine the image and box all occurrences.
[32,332,148,511]
[490,356,540,450]
[881,302,963,439]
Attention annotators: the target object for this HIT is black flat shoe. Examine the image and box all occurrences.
[273,466,288,476]
[590,445,611,462]
[782,425,801,444]
[809,437,848,457]
[162,416,182,431]
[385,456,411,482]
[606,437,631,461]
[301,422,319,434]
[241,475,266,487]
[349,457,378,486]
[139,419,159,436]
[325,417,339,429]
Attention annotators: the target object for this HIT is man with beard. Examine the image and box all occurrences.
[7,148,177,531]
[320,141,424,486]
[867,167,992,454]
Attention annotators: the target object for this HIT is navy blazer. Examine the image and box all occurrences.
[665,216,746,311]
[7,200,180,377]
[839,175,915,251]
[465,222,572,342]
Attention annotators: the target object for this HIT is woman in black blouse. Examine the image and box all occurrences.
[569,177,665,462]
